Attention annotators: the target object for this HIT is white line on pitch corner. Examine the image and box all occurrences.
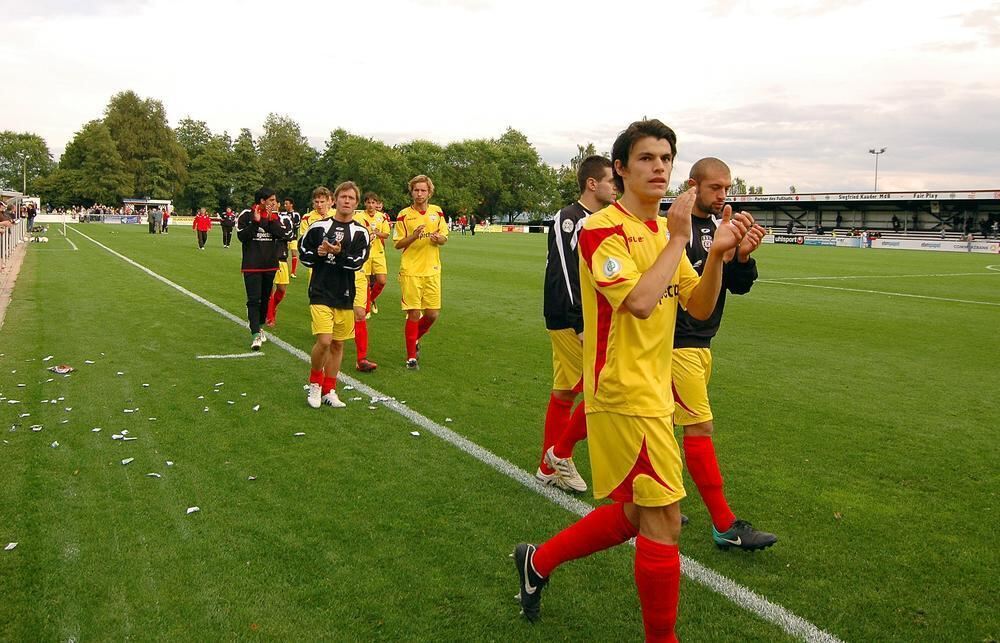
[58,226,78,250]
[70,226,843,643]
[196,352,265,359]
[760,279,1000,307]
[763,271,1000,281]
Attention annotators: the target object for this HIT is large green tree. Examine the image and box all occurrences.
[37,120,130,205]
[492,128,557,222]
[315,129,410,211]
[0,131,54,194]
[229,129,263,210]
[257,114,317,207]
[103,90,187,197]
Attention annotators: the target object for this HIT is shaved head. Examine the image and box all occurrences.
[689,157,731,182]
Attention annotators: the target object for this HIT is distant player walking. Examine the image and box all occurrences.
[236,188,286,350]
[264,200,296,326]
[535,155,616,493]
[193,208,212,249]
[393,175,448,369]
[514,120,754,642]
[299,182,371,408]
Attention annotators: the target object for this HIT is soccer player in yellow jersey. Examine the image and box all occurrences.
[359,192,391,316]
[393,174,448,369]
[514,120,755,642]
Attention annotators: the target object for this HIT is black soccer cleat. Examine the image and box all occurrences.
[406,358,419,370]
[513,543,548,622]
[713,518,778,551]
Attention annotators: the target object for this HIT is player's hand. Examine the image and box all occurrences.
[412,224,426,239]
[328,242,342,256]
[737,222,766,262]
[429,232,444,244]
[666,187,696,242]
[710,207,752,256]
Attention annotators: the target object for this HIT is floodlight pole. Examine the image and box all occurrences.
[868,147,886,192]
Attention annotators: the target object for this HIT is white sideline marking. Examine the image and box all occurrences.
[58,226,78,250]
[765,271,1000,281]
[196,352,264,360]
[760,279,1000,307]
[986,264,1000,272]
[70,226,843,643]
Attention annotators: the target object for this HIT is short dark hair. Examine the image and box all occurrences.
[610,119,677,192]
[254,187,276,204]
[282,196,294,204]
[577,155,613,194]
[362,192,381,203]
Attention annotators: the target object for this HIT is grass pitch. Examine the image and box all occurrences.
[1,224,997,641]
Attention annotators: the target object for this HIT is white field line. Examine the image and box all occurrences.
[760,279,1000,307]
[196,352,265,359]
[70,226,842,643]
[763,271,1000,281]
[57,226,78,250]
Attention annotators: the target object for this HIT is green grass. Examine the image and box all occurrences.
[1,225,997,641]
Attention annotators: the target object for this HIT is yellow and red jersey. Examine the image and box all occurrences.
[393,204,448,277]
[301,209,330,232]
[578,201,700,417]
[356,210,391,258]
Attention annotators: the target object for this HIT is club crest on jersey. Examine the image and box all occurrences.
[701,235,713,252]
[603,257,621,279]
[562,218,575,234]
[334,230,345,243]
[429,214,438,222]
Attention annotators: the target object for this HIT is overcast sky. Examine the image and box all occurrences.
[3,0,998,192]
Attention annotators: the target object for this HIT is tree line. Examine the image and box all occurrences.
[1,91,766,219]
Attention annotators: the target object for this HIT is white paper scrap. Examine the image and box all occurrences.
[112,434,123,440]
[142,383,150,388]
[31,425,42,432]
[42,355,54,361]
[410,431,420,437]
[123,409,134,414]
[368,406,377,410]
[50,441,59,448]
[121,430,129,435]
[203,407,209,412]
[247,475,256,481]
[121,458,134,465]
[60,420,69,424]
[92,428,102,432]
[7,400,21,404]
[214,382,224,387]
[227,401,235,405]
[445,418,453,423]
[240,392,247,397]
[17,384,25,387]
[166,461,174,466]
[122,437,138,441]
[64,407,72,411]
[57,397,64,401]
[252,405,260,412]
[19,413,30,418]
[197,395,204,400]
[4,542,16,551]
[186,506,200,515]
[294,432,305,437]
[146,473,161,478]
[84,360,95,364]
[116,371,124,376]
[344,385,354,390]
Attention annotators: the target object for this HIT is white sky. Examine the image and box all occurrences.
[3,0,999,192]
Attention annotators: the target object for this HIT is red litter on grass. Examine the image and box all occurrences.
[47,365,75,375]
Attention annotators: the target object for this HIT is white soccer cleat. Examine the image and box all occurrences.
[534,466,572,492]
[322,391,346,408]
[545,446,588,492]
[307,383,322,408]
[260,331,268,344]
[250,333,264,351]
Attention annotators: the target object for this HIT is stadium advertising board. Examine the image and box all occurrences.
[872,239,1000,254]
[662,189,1000,205]
[773,234,804,244]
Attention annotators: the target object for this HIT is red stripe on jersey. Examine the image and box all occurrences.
[579,224,627,272]
[645,219,659,232]
[593,291,613,393]
[671,381,697,415]
[595,277,629,287]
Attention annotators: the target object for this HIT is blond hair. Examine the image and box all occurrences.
[408,174,435,196]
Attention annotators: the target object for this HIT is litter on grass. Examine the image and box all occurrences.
[92,428,101,433]
[146,473,161,478]
[248,476,257,481]
[50,441,59,448]
[48,365,74,375]
[186,506,200,515]
[445,418,453,423]
[410,431,420,437]
[121,458,134,465]
[16,384,25,387]
[240,393,247,397]
[166,461,174,466]
[142,383,150,388]
[122,430,129,435]
[42,355,54,362]
[111,434,123,440]
[344,385,354,390]
[227,401,235,405]
[148,417,157,421]
[30,425,42,432]
[252,405,260,411]
[7,400,21,404]
[350,397,363,401]
[214,382,224,387]
[122,437,137,441]
[203,407,209,412]
[19,413,29,418]
[197,395,204,400]
[60,420,68,424]
[4,543,16,551]
[64,407,72,411]
[84,360,95,364]
[368,406,377,410]
[116,372,124,376]
[294,432,305,437]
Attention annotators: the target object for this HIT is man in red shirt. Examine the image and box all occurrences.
[193,208,212,250]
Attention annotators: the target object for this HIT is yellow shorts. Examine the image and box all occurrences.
[671,348,713,426]
[399,274,441,310]
[310,305,355,340]
[274,261,290,286]
[288,240,298,253]
[354,271,368,309]
[549,328,583,391]
[588,411,685,507]
[365,253,388,276]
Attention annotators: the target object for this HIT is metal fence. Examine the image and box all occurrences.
[1,218,28,271]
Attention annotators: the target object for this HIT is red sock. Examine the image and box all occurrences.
[532,503,637,578]
[322,376,336,395]
[267,289,285,322]
[405,319,420,359]
[553,401,587,460]
[365,284,373,313]
[683,435,736,532]
[370,281,385,303]
[635,535,680,643]
[355,320,368,361]
[309,369,324,385]
[540,394,573,473]
[266,293,277,322]
[291,257,298,274]
[417,315,435,338]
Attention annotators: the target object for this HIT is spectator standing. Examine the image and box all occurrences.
[193,208,212,249]
[161,207,170,233]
